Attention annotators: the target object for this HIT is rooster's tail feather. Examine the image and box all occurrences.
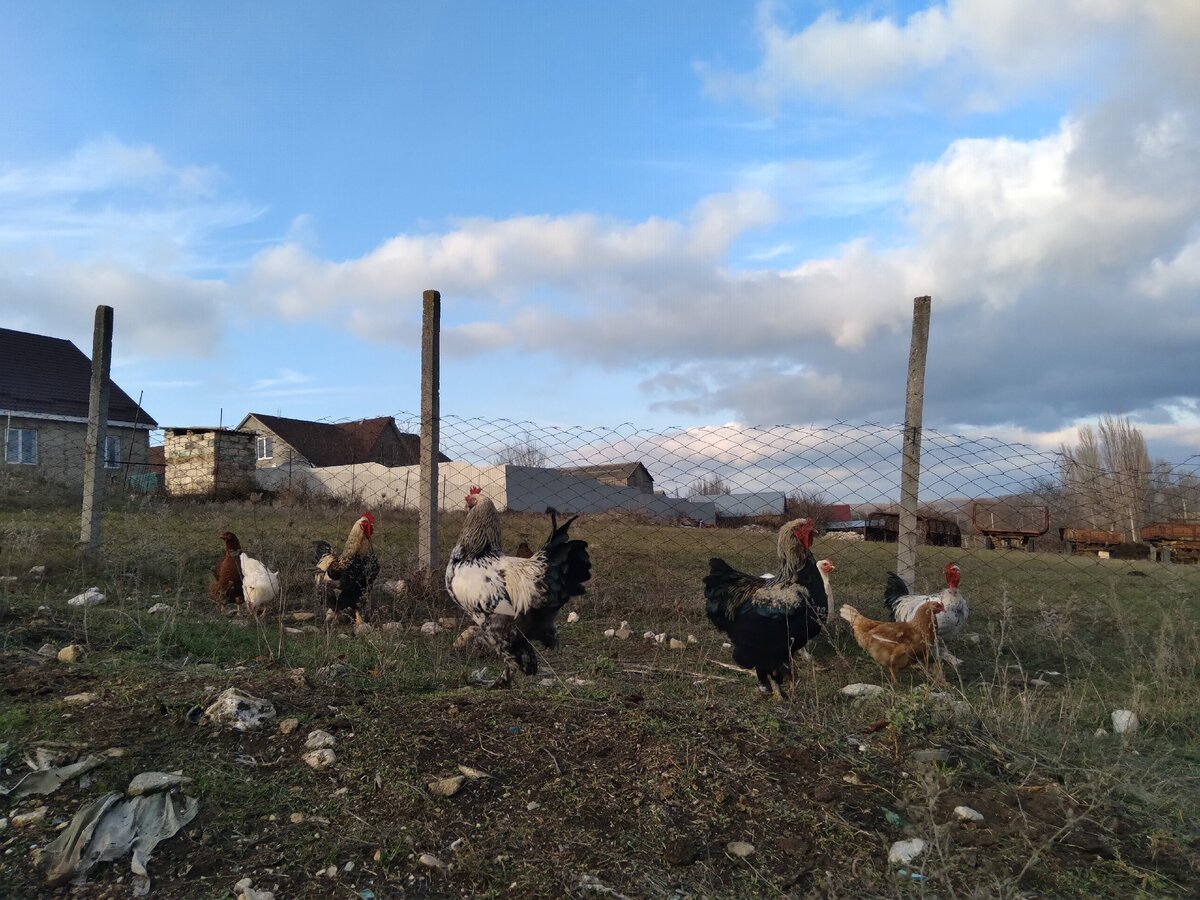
[882,572,909,617]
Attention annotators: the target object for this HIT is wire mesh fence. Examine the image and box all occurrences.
[3,411,1199,631]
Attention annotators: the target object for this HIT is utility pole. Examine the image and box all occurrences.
[80,306,114,557]
[897,296,931,588]
[418,290,441,579]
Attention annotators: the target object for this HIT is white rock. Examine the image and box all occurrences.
[36,606,53,617]
[654,633,667,644]
[419,852,447,870]
[453,626,481,650]
[1112,709,1139,733]
[669,638,686,651]
[202,688,276,731]
[28,565,48,579]
[377,578,407,598]
[241,888,275,900]
[63,691,99,705]
[721,642,732,649]
[0,575,17,584]
[603,629,616,638]
[420,621,444,636]
[67,587,105,607]
[235,877,253,892]
[302,749,336,769]
[840,683,886,698]
[954,805,984,822]
[615,623,632,640]
[687,634,698,644]
[127,772,193,796]
[457,765,488,780]
[526,801,540,811]
[643,631,656,640]
[12,806,48,827]
[888,837,927,865]
[353,622,374,636]
[57,644,85,664]
[278,717,300,735]
[304,730,336,750]
[147,603,172,615]
[726,841,755,858]
[1095,727,1108,737]
[566,611,579,623]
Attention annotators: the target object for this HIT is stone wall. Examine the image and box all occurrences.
[1,415,151,492]
[164,429,256,498]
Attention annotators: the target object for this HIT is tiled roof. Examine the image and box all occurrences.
[242,413,448,467]
[0,326,158,426]
[558,462,651,481]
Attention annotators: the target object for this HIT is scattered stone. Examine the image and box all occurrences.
[36,606,53,617]
[469,667,492,685]
[38,643,58,658]
[840,683,886,698]
[419,852,447,871]
[147,603,172,615]
[316,663,349,679]
[888,837,926,865]
[67,587,105,607]
[438,617,457,628]
[615,621,632,640]
[721,642,732,650]
[453,626,481,651]
[603,629,616,638]
[687,634,698,644]
[1029,677,1051,687]
[428,775,466,797]
[305,730,337,751]
[0,817,8,831]
[654,633,667,644]
[726,841,755,858]
[302,749,336,770]
[566,611,579,623]
[343,860,355,872]
[967,633,982,644]
[12,806,49,827]
[57,644,86,664]
[1095,727,1108,737]
[127,772,193,796]
[669,638,686,651]
[0,575,19,585]
[278,718,300,735]
[62,692,99,705]
[28,565,48,579]
[289,611,316,621]
[643,631,656,640]
[202,688,276,731]
[377,578,407,598]
[1112,709,1139,734]
[353,622,374,636]
[419,621,444,636]
[457,765,487,780]
[379,621,403,633]
[954,806,985,823]
[526,801,540,811]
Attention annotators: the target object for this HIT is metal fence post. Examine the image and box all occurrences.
[418,290,441,579]
[80,305,114,556]
[897,296,931,587]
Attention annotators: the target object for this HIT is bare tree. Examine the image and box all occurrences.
[1060,415,1153,540]
[494,434,549,467]
[786,488,833,532]
[688,474,730,497]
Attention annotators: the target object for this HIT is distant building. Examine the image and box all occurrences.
[558,462,654,494]
[237,413,449,470]
[864,506,962,547]
[711,491,788,519]
[1,326,157,489]
[163,427,256,499]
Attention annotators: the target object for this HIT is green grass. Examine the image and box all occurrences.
[1,498,1199,897]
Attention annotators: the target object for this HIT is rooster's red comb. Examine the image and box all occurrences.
[469,486,482,495]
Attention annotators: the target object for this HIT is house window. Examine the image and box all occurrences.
[256,436,274,460]
[5,427,37,465]
[104,435,121,469]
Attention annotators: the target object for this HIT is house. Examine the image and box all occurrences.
[236,413,449,469]
[1,326,157,489]
[711,491,788,521]
[558,462,654,494]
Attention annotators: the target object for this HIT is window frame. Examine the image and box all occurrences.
[4,427,38,465]
[104,434,122,469]
[256,435,274,460]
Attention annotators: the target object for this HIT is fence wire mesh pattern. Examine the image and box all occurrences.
[3,412,1200,609]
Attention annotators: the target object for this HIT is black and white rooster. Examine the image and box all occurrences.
[883,563,969,665]
[313,512,381,625]
[703,518,829,698]
[445,487,591,688]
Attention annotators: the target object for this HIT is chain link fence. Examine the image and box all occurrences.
[3,412,1198,630]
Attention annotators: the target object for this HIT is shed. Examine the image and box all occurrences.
[558,461,654,494]
[864,507,962,547]
[163,427,256,499]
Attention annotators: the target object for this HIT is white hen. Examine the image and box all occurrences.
[239,553,280,616]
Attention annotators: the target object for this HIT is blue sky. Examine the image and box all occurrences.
[3,1,1200,461]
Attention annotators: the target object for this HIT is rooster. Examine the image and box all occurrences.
[840,601,944,683]
[313,513,380,625]
[884,563,969,664]
[240,554,280,616]
[445,488,591,688]
[703,518,828,698]
[208,531,245,614]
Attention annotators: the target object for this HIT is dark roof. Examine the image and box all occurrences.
[241,413,448,467]
[559,462,652,482]
[0,326,158,426]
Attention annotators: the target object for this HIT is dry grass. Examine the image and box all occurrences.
[1,498,1198,897]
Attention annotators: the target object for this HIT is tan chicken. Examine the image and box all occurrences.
[839,600,944,682]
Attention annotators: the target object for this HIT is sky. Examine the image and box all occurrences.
[2,0,1200,466]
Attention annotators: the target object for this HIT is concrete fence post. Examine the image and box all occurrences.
[80,305,114,556]
[897,296,931,588]
[418,290,441,579]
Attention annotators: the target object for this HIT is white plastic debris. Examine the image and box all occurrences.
[840,683,886,698]
[1112,709,1139,734]
[201,688,276,731]
[954,805,985,822]
[888,837,927,865]
[67,587,106,607]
